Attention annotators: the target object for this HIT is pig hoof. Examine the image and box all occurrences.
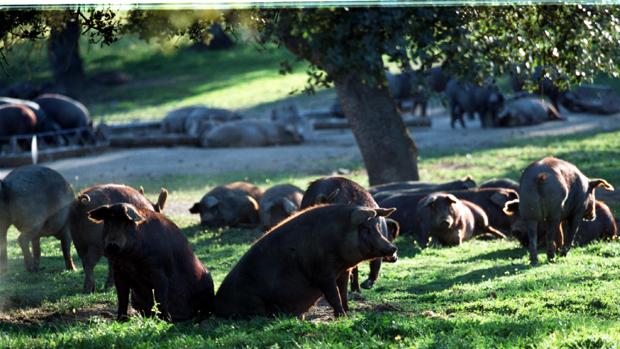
[334,311,347,318]
[117,315,130,322]
[529,260,539,267]
[361,280,375,289]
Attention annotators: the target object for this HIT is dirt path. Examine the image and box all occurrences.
[1,110,619,185]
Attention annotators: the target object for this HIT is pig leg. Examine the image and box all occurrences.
[114,269,130,321]
[105,260,115,289]
[350,267,361,293]
[150,270,171,321]
[17,230,37,272]
[0,224,7,274]
[319,276,346,317]
[31,237,41,271]
[545,219,562,262]
[361,258,382,289]
[560,215,581,257]
[58,226,76,271]
[82,248,100,293]
[337,270,350,313]
[524,220,539,266]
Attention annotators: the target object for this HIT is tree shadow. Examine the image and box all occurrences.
[458,246,527,263]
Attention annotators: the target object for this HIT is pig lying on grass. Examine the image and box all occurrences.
[190,181,263,228]
[415,193,506,247]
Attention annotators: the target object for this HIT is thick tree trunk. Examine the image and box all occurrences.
[48,13,84,98]
[334,72,420,185]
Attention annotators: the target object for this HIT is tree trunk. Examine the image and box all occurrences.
[48,13,84,98]
[334,72,420,185]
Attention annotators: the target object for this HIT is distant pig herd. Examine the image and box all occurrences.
[0,156,615,321]
[161,104,310,148]
[0,94,93,150]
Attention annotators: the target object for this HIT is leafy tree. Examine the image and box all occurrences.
[2,6,619,184]
[1,8,119,96]
[250,6,620,184]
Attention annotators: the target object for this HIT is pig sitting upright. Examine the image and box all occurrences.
[505,157,614,265]
[214,204,397,319]
[200,119,304,148]
[259,184,304,230]
[70,184,169,293]
[0,165,75,273]
[301,176,400,291]
[190,181,263,228]
[415,193,506,247]
[88,203,215,322]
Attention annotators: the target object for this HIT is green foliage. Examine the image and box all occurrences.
[1,130,619,348]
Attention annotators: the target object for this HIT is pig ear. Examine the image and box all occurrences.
[589,179,614,192]
[246,195,259,211]
[326,188,340,202]
[462,175,476,188]
[122,204,145,224]
[155,188,169,212]
[503,199,519,216]
[189,203,201,214]
[78,193,91,205]
[88,205,112,223]
[386,218,400,240]
[375,207,396,217]
[138,186,145,195]
[446,194,459,204]
[317,188,340,205]
[490,192,508,207]
[420,195,435,207]
[206,196,219,208]
[351,207,376,225]
[281,197,297,214]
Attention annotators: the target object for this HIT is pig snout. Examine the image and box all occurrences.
[104,242,122,255]
[380,243,398,262]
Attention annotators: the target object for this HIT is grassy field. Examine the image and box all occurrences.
[2,37,334,124]
[1,129,619,348]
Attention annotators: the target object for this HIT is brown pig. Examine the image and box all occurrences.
[0,165,75,273]
[70,184,168,293]
[506,200,617,248]
[258,184,304,230]
[507,157,614,265]
[300,176,400,291]
[88,203,215,322]
[379,187,518,236]
[414,193,506,247]
[190,181,263,228]
[213,204,398,319]
[368,176,476,196]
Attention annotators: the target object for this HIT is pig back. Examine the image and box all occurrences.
[70,184,157,248]
[3,165,73,234]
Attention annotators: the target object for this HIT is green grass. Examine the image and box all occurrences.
[2,36,332,124]
[1,130,619,348]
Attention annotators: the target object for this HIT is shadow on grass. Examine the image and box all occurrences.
[459,246,527,263]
